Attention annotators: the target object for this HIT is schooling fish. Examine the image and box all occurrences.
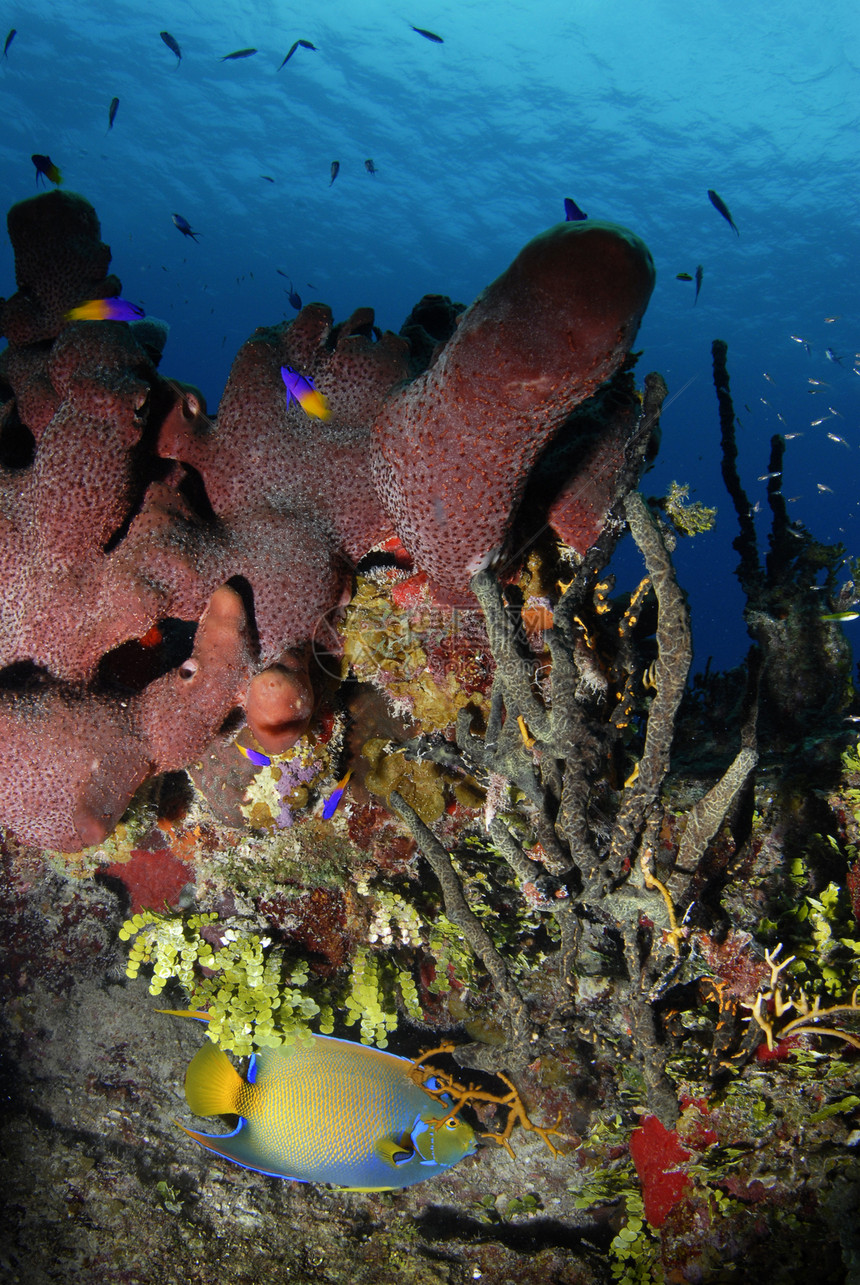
[220,48,257,61]
[330,160,340,185]
[65,298,145,322]
[365,158,377,176]
[411,25,444,42]
[108,97,119,131]
[237,743,272,768]
[32,154,62,186]
[278,38,317,69]
[160,31,182,64]
[563,196,587,221]
[322,769,353,820]
[707,189,739,236]
[172,212,200,241]
[167,1020,477,1190]
[694,264,703,304]
[281,366,331,420]
[3,28,16,57]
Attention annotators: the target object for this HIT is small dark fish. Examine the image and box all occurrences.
[675,272,693,281]
[3,28,16,57]
[288,281,302,310]
[694,264,703,304]
[160,31,182,64]
[411,25,443,42]
[707,188,739,236]
[278,38,317,69]
[261,175,275,183]
[172,212,200,241]
[365,158,377,176]
[32,154,62,186]
[330,160,340,185]
[220,48,257,61]
[564,196,587,221]
[108,97,119,131]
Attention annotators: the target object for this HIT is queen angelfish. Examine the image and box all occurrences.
[177,1029,478,1190]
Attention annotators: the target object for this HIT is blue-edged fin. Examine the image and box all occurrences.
[173,1117,298,1178]
[185,1040,244,1117]
[375,1137,413,1167]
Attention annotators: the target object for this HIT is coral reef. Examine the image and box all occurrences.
[5,195,860,1284]
[0,191,654,852]
[2,319,860,1281]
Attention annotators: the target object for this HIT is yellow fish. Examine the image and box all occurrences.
[169,1018,477,1190]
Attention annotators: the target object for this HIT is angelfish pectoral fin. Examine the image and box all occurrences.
[374,1136,414,1167]
[409,1115,439,1166]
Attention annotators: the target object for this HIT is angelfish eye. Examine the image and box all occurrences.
[445,1118,458,1130]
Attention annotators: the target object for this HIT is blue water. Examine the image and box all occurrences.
[2,0,858,674]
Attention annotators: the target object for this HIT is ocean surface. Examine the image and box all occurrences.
[2,0,858,674]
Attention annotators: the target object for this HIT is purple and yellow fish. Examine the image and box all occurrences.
[322,768,352,819]
[65,298,145,322]
[32,154,62,186]
[281,366,331,421]
[164,1015,477,1190]
[237,743,272,768]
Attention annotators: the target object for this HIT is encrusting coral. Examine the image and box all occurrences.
[0,189,655,851]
